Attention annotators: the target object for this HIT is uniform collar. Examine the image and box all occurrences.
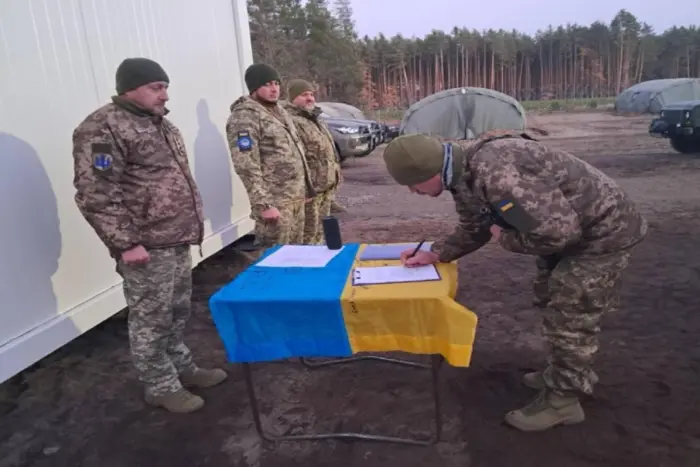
[112,95,169,122]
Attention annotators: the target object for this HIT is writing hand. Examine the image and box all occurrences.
[401,250,440,267]
[490,224,502,241]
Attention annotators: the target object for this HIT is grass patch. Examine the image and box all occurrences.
[520,97,615,112]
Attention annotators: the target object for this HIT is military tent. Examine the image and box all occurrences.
[615,78,700,114]
[399,87,527,140]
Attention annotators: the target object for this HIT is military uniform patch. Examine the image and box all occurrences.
[93,153,112,170]
[91,143,114,173]
[491,197,541,233]
[237,131,253,152]
[498,200,515,212]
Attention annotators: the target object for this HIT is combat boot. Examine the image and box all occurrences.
[504,389,585,432]
[180,368,228,389]
[522,370,598,390]
[330,201,347,213]
[144,387,204,413]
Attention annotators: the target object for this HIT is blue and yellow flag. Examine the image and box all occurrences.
[209,243,478,367]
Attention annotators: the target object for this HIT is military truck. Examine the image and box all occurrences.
[648,100,700,154]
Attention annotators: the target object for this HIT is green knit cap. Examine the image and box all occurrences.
[382,134,444,186]
[244,63,281,93]
[287,79,314,101]
[115,57,169,95]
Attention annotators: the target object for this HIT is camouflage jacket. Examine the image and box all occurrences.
[431,130,648,261]
[285,104,340,193]
[226,96,314,215]
[72,96,204,258]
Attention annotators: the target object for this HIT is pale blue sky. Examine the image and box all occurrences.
[348,0,699,38]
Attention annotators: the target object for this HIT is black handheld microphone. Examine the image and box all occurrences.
[322,216,343,250]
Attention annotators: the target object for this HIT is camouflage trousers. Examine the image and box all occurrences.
[303,189,334,244]
[533,249,632,396]
[116,245,198,397]
[253,199,305,248]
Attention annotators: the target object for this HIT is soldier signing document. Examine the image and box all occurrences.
[381,129,647,432]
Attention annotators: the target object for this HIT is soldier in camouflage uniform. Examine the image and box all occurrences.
[284,79,342,244]
[226,64,315,248]
[381,129,648,432]
[72,58,227,414]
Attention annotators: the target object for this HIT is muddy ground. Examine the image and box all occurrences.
[2,110,700,467]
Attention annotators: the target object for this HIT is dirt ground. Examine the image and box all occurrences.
[2,110,700,467]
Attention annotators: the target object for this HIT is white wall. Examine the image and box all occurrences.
[0,0,253,383]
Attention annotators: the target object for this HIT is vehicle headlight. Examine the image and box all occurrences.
[660,111,665,117]
[685,111,690,120]
[334,126,359,134]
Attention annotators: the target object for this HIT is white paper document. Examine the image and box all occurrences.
[256,245,345,268]
[359,242,434,260]
[352,264,440,285]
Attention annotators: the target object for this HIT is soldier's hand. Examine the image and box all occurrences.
[121,245,150,265]
[305,198,312,204]
[261,207,281,221]
[489,224,502,241]
[401,250,440,268]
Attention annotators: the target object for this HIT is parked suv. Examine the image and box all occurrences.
[332,116,382,150]
[321,115,373,162]
[317,102,383,151]
[649,100,700,154]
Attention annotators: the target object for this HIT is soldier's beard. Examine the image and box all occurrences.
[151,104,166,115]
[255,94,278,105]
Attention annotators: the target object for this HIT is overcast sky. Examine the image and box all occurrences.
[347,0,699,38]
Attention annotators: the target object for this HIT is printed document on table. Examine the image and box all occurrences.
[256,245,345,268]
[352,264,440,285]
[359,242,434,260]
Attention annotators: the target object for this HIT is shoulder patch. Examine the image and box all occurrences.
[491,197,541,233]
[236,130,253,152]
[497,199,515,212]
[91,143,113,173]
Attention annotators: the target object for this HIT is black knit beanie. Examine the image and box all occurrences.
[115,58,169,95]
[244,63,281,93]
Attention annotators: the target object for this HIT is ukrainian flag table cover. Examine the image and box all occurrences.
[208,243,478,367]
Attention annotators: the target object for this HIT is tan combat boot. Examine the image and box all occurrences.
[330,201,347,213]
[504,390,585,432]
[144,387,204,413]
[522,370,598,390]
[180,368,228,389]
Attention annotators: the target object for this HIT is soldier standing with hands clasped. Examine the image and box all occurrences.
[284,79,342,244]
[72,57,227,414]
[381,129,647,432]
[226,64,315,248]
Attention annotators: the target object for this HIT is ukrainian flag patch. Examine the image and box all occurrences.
[498,199,514,212]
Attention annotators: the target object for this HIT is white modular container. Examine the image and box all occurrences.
[0,0,255,383]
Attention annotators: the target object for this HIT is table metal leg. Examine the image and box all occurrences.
[242,354,444,446]
[300,354,431,369]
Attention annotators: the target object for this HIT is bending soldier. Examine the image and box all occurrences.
[382,129,647,432]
